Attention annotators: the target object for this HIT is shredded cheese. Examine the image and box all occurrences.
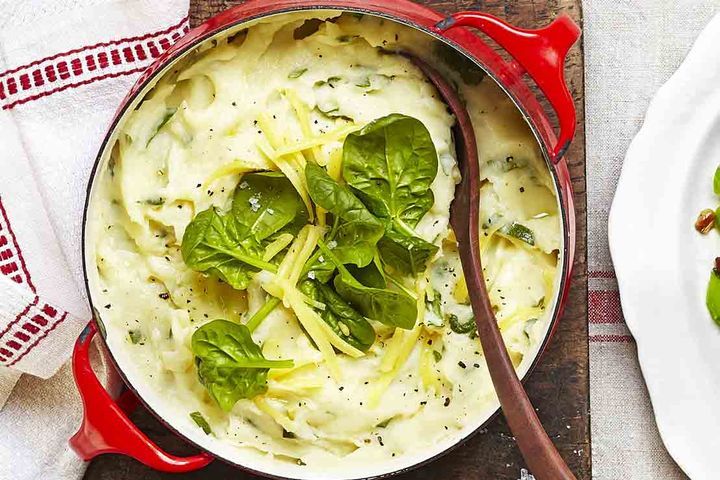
[262,233,295,262]
[282,88,322,165]
[419,340,440,392]
[271,124,360,159]
[368,324,422,408]
[257,113,313,219]
[203,160,258,187]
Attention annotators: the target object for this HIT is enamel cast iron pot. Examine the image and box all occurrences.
[69,1,579,478]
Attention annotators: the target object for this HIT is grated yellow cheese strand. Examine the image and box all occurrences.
[369,324,422,408]
[380,328,405,372]
[266,384,323,399]
[267,361,318,380]
[203,161,257,187]
[253,397,297,434]
[326,149,343,181]
[277,226,309,280]
[257,113,313,220]
[283,88,320,164]
[287,225,322,286]
[284,287,339,378]
[272,124,360,159]
[262,233,295,262]
[270,277,326,310]
[314,317,365,358]
[419,341,440,392]
[281,89,328,227]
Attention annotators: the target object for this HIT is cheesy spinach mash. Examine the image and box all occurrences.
[87,12,561,472]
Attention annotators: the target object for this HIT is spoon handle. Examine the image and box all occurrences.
[463,248,577,480]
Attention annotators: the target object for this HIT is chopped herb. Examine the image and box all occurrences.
[500,222,535,246]
[376,418,392,428]
[449,314,476,335]
[433,350,443,362]
[288,67,308,79]
[128,330,143,344]
[189,411,212,435]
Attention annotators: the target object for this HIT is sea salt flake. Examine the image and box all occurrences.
[239,181,249,189]
[318,256,325,263]
[327,240,337,249]
[267,208,275,215]
[307,271,316,280]
[249,196,261,212]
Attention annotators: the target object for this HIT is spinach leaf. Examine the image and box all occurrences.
[342,114,439,276]
[181,208,274,290]
[305,162,384,268]
[342,114,438,229]
[707,268,720,325]
[378,227,438,276]
[346,254,386,289]
[192,320,293,412]
[182,173,307,290]
[334,273,416,329]
[232,172,308,242]
[299,280,375,351]
[317,241,416,329]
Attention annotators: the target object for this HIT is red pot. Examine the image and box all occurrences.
[70,1,579,478]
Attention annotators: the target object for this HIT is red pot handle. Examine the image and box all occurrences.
[69,322,214,472]
[435,12,580,163]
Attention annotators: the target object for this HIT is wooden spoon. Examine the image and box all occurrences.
[404,53,577,480]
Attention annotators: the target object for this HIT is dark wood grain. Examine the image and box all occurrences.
[84,1,588,479]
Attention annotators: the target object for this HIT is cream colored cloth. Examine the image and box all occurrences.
[584,0,719,478]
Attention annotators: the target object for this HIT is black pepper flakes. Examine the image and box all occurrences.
[444,397,451,407]
[458,361,467,369]
[159,292,169,300]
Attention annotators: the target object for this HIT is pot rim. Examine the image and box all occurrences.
[80,3,575,479]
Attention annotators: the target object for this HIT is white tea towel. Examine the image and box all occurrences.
[0,0,189,478]
[0,0,189,397]
[584,0,719,478]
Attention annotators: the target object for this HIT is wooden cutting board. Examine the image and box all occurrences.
[84,1,589,479]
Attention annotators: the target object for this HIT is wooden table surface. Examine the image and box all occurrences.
[84,1,588,479]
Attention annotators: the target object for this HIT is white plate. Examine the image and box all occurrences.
[609,13,720,480]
